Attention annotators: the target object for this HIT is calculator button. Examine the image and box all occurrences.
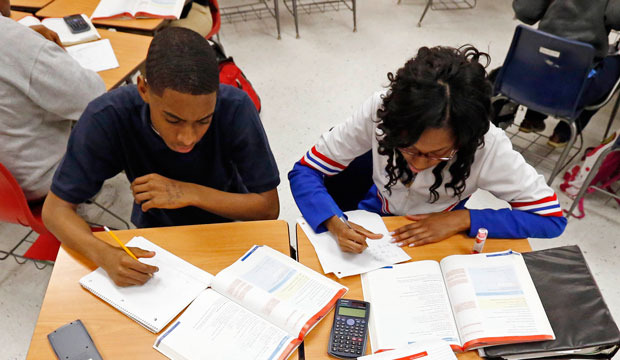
[346,319,355,326]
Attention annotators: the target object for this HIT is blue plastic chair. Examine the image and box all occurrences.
[494,25,596,185]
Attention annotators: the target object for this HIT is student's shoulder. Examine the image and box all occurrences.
[83,85,143,119]
[216,84,254,109]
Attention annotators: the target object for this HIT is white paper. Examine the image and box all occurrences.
[41,15,100,46]
[67,39,119,72]
[358,338,456,360]
[297,210,410,278]
[17,15,42,27]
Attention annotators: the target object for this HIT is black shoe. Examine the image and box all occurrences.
[519,117,546,133]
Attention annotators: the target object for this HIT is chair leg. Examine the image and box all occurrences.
[566,147,613,219]
[417,0,432,27]
[548,121,578,186]
[351,0,356,32]
[86,200,130,229]
[293,0,300,38]
[603,93,620,141]
[274,0,282,40]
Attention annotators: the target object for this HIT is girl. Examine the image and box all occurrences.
[289,45,566,253]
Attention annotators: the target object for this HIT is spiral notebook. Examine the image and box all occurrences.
[79,236,214,333]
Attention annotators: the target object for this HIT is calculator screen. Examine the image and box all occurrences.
[338,306,366,318]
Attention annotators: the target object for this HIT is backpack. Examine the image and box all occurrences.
[560,130,620,218]
[209,40,262,113]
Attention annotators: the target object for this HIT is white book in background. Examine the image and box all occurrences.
[358,338,457,360]
[153,245,348,360]
[297,210,410,278]
[17,15,101,46]
[66,39,119,72]
[361,250,555,354]
[91,0,185,20]
[79,236,214,333]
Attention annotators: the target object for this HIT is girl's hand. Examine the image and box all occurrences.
[325,216,382,253]
[391,210,471,247]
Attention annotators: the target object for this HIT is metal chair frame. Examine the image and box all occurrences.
[283,0,356,38]
[219,0,282,39]
[397,0,476,27]
[566,135,620,219]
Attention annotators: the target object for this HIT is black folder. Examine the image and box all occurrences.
[483,245,620,359]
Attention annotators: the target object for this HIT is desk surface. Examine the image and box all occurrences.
[10,0,53,10]
[26,220,292,360]
[36,0,165,32]
[97,29,151,90]
[8,9,32,20]
[295,216,533,360]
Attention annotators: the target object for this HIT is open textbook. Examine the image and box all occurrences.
[358,338,456,360]
[153,245,348,360]
[91,0,186,20]
[361,250,554,353]
[297,210,410,278]
[17,14,100,46]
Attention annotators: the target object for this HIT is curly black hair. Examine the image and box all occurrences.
[377,45,492,202]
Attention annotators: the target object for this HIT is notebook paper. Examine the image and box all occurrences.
[79,236,213,333]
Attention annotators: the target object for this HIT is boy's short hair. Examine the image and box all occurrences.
[145,27,219,96]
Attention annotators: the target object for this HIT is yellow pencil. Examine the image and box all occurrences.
[104,226,138,260]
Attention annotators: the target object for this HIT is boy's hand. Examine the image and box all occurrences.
[131,173,195,211]
[99,246,158,287]
[29,25,63,47]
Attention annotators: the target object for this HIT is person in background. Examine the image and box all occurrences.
[513,0,620,147]
[0,0,105,202]
[43,28,280,287]
[289,46,566,254]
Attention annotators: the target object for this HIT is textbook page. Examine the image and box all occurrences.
[91,0,137,19]
[135,0,185,19]
[358,338,456,360]
[211,245,347,338]
[79,236,213,333]
[361,261,461,352]
[440,251,555,350]
[297,210,410,278]
[153,289,299,360]
[66,39,119,72]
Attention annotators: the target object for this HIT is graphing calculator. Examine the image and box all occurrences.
[328,299,370,358]
[63,15,90,34]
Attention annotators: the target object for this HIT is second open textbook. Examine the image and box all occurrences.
[153,245,347,360]
[361,250,555,353]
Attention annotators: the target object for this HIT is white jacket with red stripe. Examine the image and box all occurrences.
[289,91,567,239]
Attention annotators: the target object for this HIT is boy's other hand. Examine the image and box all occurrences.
[131,173,195,212]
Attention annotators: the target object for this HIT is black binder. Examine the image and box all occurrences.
[483,245,620,359]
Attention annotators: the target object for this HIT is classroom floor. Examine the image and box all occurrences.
[1,0,619,358]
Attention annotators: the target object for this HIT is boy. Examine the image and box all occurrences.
[43,28,280,286]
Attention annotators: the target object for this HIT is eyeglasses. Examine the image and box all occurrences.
[397,147,456,161]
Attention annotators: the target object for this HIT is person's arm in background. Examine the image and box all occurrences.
[27,37,105,120]
[512,0,551,25]
[606,0,620,30]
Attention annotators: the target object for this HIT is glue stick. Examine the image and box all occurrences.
[471,228,488,254]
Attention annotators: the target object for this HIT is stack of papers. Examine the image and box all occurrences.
[358,338,456,360]
[297,210,410,278]
[18,14,101,46]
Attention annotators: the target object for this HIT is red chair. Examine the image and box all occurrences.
[205,0,221,40]
[0,162,60,265]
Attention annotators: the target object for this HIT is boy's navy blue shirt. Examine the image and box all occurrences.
[51,84,280,228]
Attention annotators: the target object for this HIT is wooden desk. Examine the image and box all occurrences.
[26,220,292,359]
[10,0,53,11]
[36,0,165,33]
[8,9,31,20]
[97,29,151,90]
[295,216,533,360]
